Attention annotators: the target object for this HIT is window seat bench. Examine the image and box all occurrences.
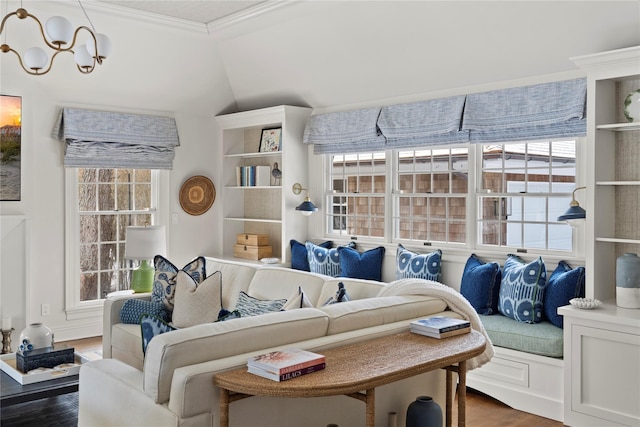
[467,313,564,422]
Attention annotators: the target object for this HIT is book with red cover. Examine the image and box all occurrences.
[247,348,325,375]
[248,362,326,381]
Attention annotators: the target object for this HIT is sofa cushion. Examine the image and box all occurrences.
[317,278,386,305]
[172,271,223,328]
[338,246,385,281]
[247,267,327,305]
[282,286,314,310]
[395,245,442,281]
[544,261,585,328]
[498,255,547,323]
[320,295,449,335]
[460,254,502,315]
[234,291,286,317]
[120,299,170,324]
[141,314,176,354]
[306,241,341,277]
[479,314,563,358]
[203,258,258,309]
[152,256,207,311]
[290,240,332,271]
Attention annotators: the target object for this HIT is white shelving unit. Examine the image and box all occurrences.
[216,105,312,264]
[562,46,640,427]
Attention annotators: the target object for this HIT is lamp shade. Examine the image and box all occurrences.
[124,226,167,260]
[45,16,74,45]
[557,205,586,222]
[24,47,48,70]
[296,199,318,216]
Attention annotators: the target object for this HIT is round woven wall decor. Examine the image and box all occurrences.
[179,175,215,216]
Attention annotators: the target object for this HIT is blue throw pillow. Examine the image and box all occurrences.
[338,246,385,281]
[544,261,585,328]
[234,291,286,317]
[120,299,170,324]
[323,282,351,305]
[306,241,341,277]
[140,314,176,355]
[290,240,333,271]
[460,254,502,315]
[395,244,442,281]
[152,256,206,311]
[498,255,547,323]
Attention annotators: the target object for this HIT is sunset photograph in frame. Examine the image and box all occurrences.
[0,95,21,201]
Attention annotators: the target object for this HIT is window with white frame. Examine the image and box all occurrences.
[323,139,580,253]
[69,168,159,305]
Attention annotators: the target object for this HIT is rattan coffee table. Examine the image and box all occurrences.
[215,330,486,427]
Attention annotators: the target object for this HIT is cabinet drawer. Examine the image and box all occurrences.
[470,356,529,387]
[236,233,270,246]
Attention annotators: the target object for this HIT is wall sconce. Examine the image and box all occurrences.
[292,183,318,216]
[125,226,167,293]
[558,186,587,223]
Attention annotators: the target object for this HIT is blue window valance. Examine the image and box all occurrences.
[302,107,385,154]
[52,108,180,169]
[377,95,468,148]
[461,78,587,142]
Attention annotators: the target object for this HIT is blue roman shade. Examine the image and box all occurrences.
[52,108,180,169]
[462,78,587,142]
[377,95,468,148]
[303,107,385,154]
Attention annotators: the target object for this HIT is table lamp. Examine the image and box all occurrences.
[125,226,167,293]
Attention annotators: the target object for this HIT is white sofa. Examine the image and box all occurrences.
[79,257,472,427]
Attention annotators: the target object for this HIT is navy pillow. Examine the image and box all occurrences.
[544,261,585,328]
[460,254,502,315]
[290,240,332,271]
[498,254,547,323]
[337,246,385,281]
[120,299,170,324]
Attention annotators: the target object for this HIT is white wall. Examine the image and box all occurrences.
[0,1,235,339]
[1,0,638,340]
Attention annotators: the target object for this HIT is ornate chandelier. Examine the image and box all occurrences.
[0,1,112,75]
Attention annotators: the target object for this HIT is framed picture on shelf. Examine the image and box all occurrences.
[259,127,282,152]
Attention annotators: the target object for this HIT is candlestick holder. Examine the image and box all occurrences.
[2,328,14,354]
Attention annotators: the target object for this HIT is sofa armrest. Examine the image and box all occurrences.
[102,292,151,358]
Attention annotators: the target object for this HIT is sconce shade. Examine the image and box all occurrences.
[296,199,318,216]
[125,226,167,260]
[557,186,587,222]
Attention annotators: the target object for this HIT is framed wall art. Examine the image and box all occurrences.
[0,95,22,201]
[259,127,282,152]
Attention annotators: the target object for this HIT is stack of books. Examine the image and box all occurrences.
[236,165,271,187]
[247,348,325,382]
[410,316,471,339]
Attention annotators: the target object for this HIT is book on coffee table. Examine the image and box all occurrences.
[248,348,325,379]
[410,316,471,339]
[248,361,326,382]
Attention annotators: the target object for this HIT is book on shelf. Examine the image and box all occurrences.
[255,165,271,187]
[247,348,325,376]
[410,316,470,334]
[248,361,326,382]
[410,324,471,339]
[235,165,272,187]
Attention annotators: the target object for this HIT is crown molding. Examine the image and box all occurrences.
[206,1,297,33]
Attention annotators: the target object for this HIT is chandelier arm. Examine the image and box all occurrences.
[0,10,19,35]
[1,45,46,75]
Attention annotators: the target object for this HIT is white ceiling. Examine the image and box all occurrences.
[94,0,268,24]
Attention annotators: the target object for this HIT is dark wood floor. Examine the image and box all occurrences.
[64,337,563,426]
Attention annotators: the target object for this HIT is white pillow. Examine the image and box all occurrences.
[282,286,314,310]
[172,270,222,328]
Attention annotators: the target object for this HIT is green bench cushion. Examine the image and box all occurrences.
[479,314,563,358]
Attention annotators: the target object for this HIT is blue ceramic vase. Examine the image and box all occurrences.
[616,253,640,308]
[406,395,442,427]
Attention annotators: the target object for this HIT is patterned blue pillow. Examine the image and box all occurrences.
[460,254,502,315]
[140,314,176,355]
[338,246,385,281]
[290,240,333,271]
[498,255,547,323]
[306,241,341,277]
[152,256,206,311]
[395,244,442,281]
[120,299,170,324]
[234,291,286,317]
[323,282,351,305]
[544,261,585,328]
[216,309,241,321]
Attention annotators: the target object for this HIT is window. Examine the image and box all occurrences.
[478,141,576,251]
[394,148,468,244]
[65,168,162,317]
[323,139,581,254]
[327,152,386,238]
